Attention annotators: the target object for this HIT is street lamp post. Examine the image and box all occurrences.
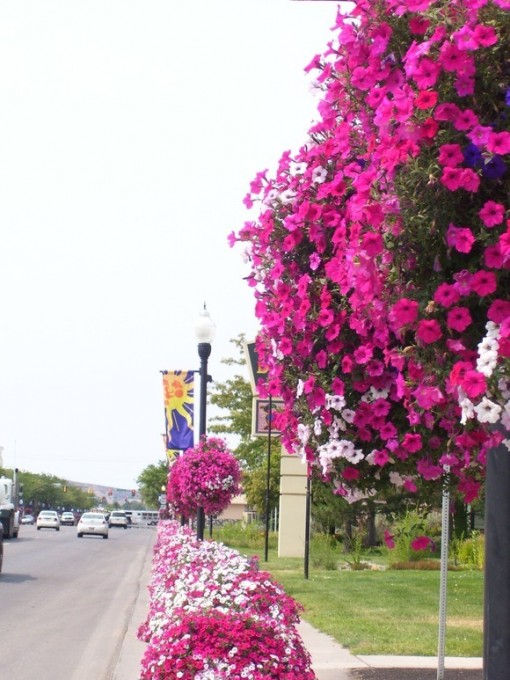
[194,304,215,541]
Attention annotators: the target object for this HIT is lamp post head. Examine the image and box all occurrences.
[194,304,216,345]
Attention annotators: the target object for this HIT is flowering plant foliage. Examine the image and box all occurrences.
[138,521,315,679]
[166,437,241,517]
[231,0,510,504]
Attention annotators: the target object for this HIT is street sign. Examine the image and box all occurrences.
[251,397,283,437]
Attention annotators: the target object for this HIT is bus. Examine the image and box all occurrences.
[124,509,159,526]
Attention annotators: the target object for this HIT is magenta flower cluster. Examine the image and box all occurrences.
[137,521,316,679]
[166,437,241,518]
[231,0,510,503]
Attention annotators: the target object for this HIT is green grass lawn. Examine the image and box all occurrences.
[224,543,483,657]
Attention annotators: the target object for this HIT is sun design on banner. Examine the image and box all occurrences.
[162,371,194,451]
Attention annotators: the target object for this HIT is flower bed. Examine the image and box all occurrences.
[138,521,316,679]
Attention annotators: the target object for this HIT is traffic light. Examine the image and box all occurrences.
[131,489,136,497]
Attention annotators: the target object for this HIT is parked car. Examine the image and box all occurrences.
[21,514,35,525]
[60,512,76,526]
[77,512,109,539]
[0,522,3,573]
[37,510,60,531]
[108,511,128,529]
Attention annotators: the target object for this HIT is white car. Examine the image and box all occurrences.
[77,512,109,539]
[60,512,76,526]
[108,511,128,529]
[36,510,60,531]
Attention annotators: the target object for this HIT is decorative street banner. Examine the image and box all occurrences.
[244,340,268,396]
[162,370,194,452]
[251,397,283,437]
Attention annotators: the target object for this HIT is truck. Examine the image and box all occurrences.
[0,471,21,539]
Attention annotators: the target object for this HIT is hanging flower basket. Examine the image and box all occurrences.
[166,436,241,518]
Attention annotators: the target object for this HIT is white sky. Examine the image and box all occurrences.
[0,0,340,490]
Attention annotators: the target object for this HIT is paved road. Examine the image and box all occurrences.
[0,523,155,680]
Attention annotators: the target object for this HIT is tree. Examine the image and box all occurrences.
[136,460,168,509]
[13,469,95,513]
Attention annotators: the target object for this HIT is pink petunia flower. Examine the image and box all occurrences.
[440,166,463,191]
[384,529,395,549]
[403,478,418,493]
[479,200,505,227]
[434,102,460,121]
[487,131,510,155]
[342,466,360,481]
[411,535,434,551]
[434,283,461,307]
[416,458,443,480]
[471,270,497,296]
[412,385,444,409]
[415,89,438,109]
[446,224,475,253]
[362,231,384,256]
[373,449,390,466]
[401,433,423,453]
[416,319,442,344]
[389,298,419,327]
[473,24,498,48]
[460,370,487,399]
[447,307,473,332]
[438,144,463,167]
[499,228,510,257]
[459,168,480,192]
[484,244,505,269]
[488,299,510,324]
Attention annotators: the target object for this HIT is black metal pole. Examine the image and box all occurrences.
[483,429,510,678]
[304,465,311,579]
[196,342,211,541]
[264,395,273,562]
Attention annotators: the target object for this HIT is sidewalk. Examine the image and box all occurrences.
[112,548,483,680]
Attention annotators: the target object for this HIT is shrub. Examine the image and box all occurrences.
[450,531,485,570]
[311,533,339,570]
[214,522,277,550]
[383,510,437,566]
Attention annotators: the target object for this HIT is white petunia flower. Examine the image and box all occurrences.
[279,189,296,205]
[389,471,404,487]
[478,337,499,354]
[370,386,390,400]
[459,397,475,425]
[498,379,510,400]
[297,423,310,445]
[485,321,500,339]
[311,165,327,183]
[291,161,307,175]
[326,394,346,411]
[474,397,502,424]
[476,350,498,377]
